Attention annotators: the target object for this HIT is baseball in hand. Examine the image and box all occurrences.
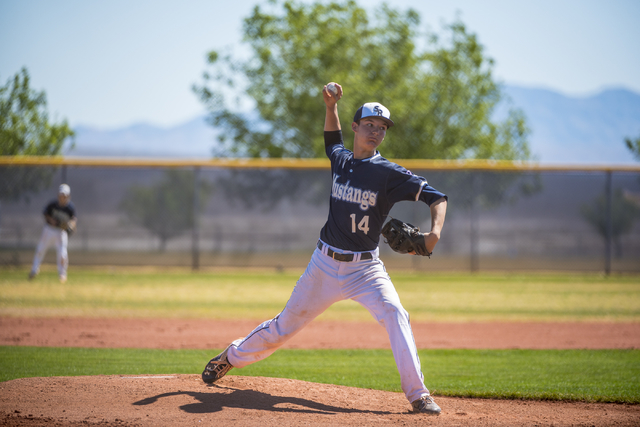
[326,83,338,97]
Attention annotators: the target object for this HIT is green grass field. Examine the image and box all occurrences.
[1,268,639,403]
[1,268,639,321]
[0,346,638,403]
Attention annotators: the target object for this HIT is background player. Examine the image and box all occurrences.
[202,82,448,415]
[29,184,77,283]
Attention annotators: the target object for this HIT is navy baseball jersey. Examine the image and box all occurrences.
[44,200,76,224]
[319,130,447,251]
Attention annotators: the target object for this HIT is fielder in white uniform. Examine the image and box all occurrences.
[202,83,448,414]
[29,184,77,283]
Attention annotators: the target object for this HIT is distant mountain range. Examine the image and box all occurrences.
[68,85,640,164]
[501,86,640,164]
[69,116,218,158]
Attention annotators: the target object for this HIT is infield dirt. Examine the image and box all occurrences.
[1,318,639,426]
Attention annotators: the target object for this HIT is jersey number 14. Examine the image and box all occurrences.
[350,214,370,234]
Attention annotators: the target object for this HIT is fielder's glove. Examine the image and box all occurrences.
[58,220,75,236]
[64,222,76,236]
[52,211,75,235]
[381,218,431,257]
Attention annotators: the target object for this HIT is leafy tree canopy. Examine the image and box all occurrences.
[581,188,640,257]
[0,67,74,156]
[194,0,530,161]
[0,67,75,201]
[625,135,640,161]
[120,169,212,251]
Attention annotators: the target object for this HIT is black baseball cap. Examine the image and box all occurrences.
[353,102,394,127]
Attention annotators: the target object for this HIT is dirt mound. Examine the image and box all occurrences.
[1,318,639,426]
[2,375,639,426]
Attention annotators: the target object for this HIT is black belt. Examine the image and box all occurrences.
[317,241,373,262]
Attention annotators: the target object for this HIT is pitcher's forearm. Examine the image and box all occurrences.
[429,197,447,237]
[324,104,340,131]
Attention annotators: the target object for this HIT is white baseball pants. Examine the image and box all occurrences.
[30,224,68,277]
[226,241,431,403]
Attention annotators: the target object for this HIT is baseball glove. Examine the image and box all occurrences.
[52,211,75,235]
[62,221,76,236]
[381,218,431,257]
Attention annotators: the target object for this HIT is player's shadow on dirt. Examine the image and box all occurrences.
[133,385,391,415]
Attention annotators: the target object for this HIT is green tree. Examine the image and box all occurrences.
[625,135,640,161]
[120,170,212,251]
[0,67,75,201]
[0,67,74,156]
[581,188,640,258]
[194,0,530,161]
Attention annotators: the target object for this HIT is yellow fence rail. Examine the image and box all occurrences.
[1,155,640,172]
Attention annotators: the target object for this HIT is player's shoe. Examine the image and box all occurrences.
[411,395,441,415]
[28,271,37,280]
[202,343,234,384]
[59,275,67,284]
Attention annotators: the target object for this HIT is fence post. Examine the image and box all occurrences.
[604,170,613,275]
[192,166,201,271]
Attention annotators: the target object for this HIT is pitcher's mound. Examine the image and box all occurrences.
[1,375,638,426]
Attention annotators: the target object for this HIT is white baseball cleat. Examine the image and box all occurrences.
[411,395,441,414]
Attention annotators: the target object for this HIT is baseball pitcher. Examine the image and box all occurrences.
[202,83,448,414]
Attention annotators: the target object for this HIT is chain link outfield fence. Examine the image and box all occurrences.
[1,157,639,273]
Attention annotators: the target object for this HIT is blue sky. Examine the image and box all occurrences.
[1,0,639,129]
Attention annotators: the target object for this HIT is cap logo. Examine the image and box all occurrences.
[354,102,394,127]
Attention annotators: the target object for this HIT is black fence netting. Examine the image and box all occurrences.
[1,163,639,273]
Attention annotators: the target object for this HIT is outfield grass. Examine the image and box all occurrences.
[1,268,639,321]
[1,346,638,403]
[1,268,639,403]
